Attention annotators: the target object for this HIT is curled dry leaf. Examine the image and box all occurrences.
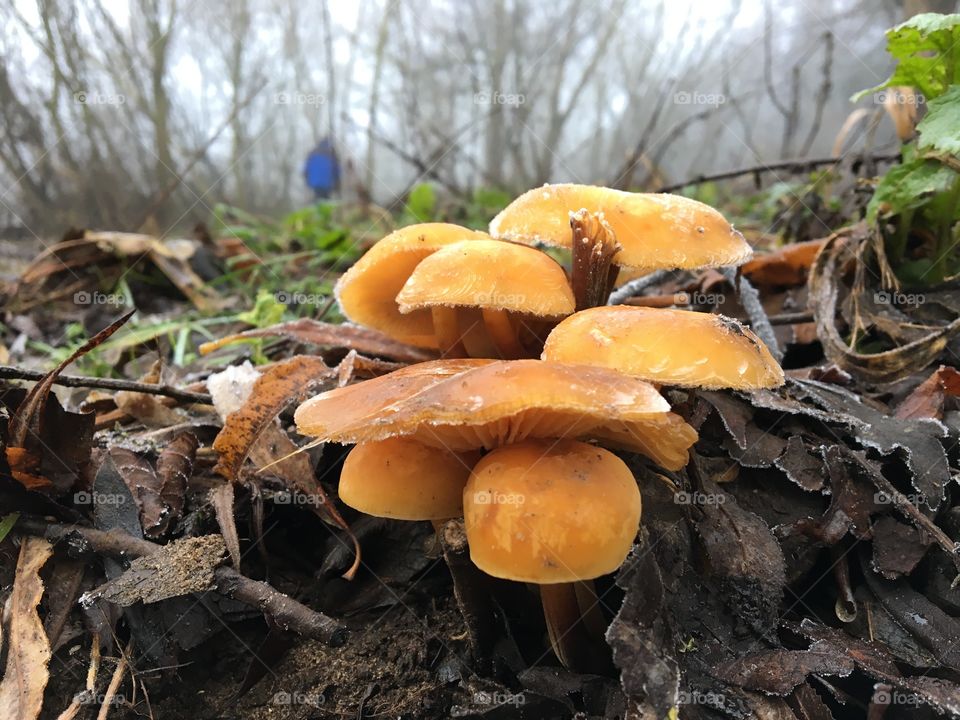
[809,228,960,382]
[109,432,197,539]
[0,537,53,720]
[5,310,132,492]
[210,355,361,578]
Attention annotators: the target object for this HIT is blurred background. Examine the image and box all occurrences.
[0,0,953,238]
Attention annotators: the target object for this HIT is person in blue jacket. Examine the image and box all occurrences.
[304,138,340,200]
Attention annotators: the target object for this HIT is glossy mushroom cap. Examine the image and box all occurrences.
[463,439,641,583]
[542,306,784,389]
[396,239,575,318]
[490,184,752,272]
[294,358,493,437]
[294,360,693,467]
[334,223,490,348]
[339,437,479,520]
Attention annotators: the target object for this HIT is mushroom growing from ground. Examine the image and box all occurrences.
[396,239,575,359]
[489,183,753,274]
[335,223,489,348]
[463,438,641,670]
[542,305,785,389]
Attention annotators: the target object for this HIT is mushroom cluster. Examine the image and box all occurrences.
[297,183,785,669]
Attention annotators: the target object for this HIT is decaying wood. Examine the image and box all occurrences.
[13,516,347,645]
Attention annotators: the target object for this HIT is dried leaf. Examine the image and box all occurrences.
[693,477,787,633]
[713,641,855,695]
[896,365,960,420]
[210,484,242,570]
[871,516,932,579]
[0,537,53,720]
[774,436,825,492]
[152,431,197,537]
[742,238,826,288]
[199,318,435,363]
[115,390,184,427]
[212,356,333,482]
[5,311,132,492]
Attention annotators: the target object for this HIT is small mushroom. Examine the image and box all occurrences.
[490,183,753,274]
[335,223,489,348]
[396,239,575,359]
[294,359,696,470]
[542,305,785,389]
[463,438,641,670]
[340,437,479,520]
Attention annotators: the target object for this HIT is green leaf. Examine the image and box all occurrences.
[237,289,286,328]
[406,183,437,221]
[852,13,960,102]
[0,512,19,543]
[917,85,960,156]
[866,157,959,223]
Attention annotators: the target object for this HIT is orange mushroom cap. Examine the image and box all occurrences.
[490,184,752,272]
[339,437,479,520]
[294,358,493,437]
[396,239,575,318]
[542,306,784,389]
[334,223,490,348]
[463,439,641,583]
[295,359,695,470]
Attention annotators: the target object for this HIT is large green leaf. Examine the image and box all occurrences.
[917,85,960,156]
[852,13,960,102]
[866,157,958,223]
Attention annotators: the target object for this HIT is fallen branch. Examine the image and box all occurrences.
[13,516,346,645]
[0,366,212,405]
[655,152,900,194]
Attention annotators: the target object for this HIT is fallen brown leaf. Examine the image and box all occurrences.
[0,537,54,720]
[6,311,133,491]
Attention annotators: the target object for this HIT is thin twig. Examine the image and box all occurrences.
[0,366,212,404]
[655,153,900,194]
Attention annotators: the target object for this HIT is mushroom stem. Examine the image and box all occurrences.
[431,307,467,358]
[431,519,497,666]
[540,582,599,671]
[459,308,500,358]
[481,308,525,359]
